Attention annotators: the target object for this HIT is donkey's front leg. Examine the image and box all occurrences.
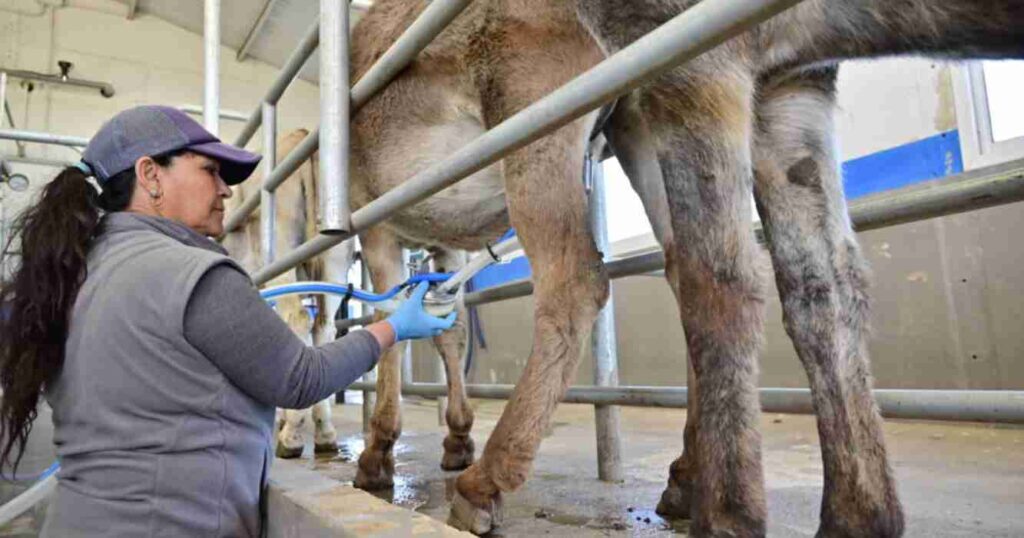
[429,248,476,471]
[448,119,607,535]
[354,228,406,490]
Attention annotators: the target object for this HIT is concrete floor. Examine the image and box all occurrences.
[2,397,1021,536]
[298,395,1024,537]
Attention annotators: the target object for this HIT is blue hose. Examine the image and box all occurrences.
[258,272,453,303]
[1,461,60,483]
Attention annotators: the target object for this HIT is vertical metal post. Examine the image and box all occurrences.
[400,249,414,393]
[0,72,7,131]
[261,103,277,267]
[0,72,6,272]
[204,0,221,136]
[319,0,351,233]
[587,154,623,482]
[359,259,376,434]
[435,354,448,426]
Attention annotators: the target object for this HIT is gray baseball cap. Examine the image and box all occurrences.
[81,105,261,185]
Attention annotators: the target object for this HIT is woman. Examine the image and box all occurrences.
[0,105,454,537]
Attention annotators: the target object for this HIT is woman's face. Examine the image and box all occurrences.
[137,152,233,237]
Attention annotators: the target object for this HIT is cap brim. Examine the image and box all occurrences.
[188,141,262,185]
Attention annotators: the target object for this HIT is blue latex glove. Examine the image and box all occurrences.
[385,282,457,341]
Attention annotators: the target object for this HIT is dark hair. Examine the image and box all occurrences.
[0,151,180,475]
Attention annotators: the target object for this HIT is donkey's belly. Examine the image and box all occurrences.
[384,162,511,252]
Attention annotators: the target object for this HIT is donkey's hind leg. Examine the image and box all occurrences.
[604,94,698,520]
[753,67,903,537]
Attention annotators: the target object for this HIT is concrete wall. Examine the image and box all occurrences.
[0,0,320,222]
[411,57,1024,391]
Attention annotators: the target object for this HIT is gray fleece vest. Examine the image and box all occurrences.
[42,213,274,538]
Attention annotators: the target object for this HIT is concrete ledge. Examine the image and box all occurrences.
[266,457,471,537]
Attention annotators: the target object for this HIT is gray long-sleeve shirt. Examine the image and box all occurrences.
[185,263,379,410]
[42,212,380,538]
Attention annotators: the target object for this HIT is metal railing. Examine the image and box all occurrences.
[207,0,1024,485]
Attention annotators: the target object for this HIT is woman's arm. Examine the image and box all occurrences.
[183,264,382,409]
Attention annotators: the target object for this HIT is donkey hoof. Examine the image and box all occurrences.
[354,467,394,490]
[314,442,339,455]
[355,450,395,490]
[275,443,304,459]
[655,481,693,520]
[441,436,475,471]
[448,490,503,535]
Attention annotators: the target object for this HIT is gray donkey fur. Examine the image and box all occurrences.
[349,1,1024,536]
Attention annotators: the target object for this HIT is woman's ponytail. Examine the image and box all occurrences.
[0,165,134,474]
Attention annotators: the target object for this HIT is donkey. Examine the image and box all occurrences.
[350,0,1024,536]
[222,129,355,459]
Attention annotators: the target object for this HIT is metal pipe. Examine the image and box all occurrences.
[320,0,352,233]
[251,0,805,285]
[261,103,277,268]
[587,155,623,482]
[435,347,448,426]
[234,21,320,148]
[224,0,474,233]
[238,0,280,62]
[1,71,24,157]
[180,105,250,123]
[1,72,6,131]
[847,157,1024,232]
[0,67,114,98]
[348,382,1024,424]
[0,155,74,168]
[222,130,320,235]
[0,128,89,148]
[204,0,221,137]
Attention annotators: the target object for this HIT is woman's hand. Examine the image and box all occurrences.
[385,282,457,341]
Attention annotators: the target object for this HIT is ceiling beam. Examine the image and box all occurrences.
[237,0,280,62]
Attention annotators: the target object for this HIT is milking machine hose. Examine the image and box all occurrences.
[0,462,60,528]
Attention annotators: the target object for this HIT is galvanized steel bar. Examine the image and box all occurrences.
[261,103,277,267]
[0,129,89,148]
[0,67,115,98]
[204,0,221,136]
[347,382,1024,424]
[587,154,623,482]
[222,131,320,235]
[233,21,321,148]
[320,0,352,233]
[0,72,6,131]
[180,105,250,122]
[253,0,805,285]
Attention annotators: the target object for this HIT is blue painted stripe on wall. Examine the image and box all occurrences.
[842,130,963,200]
[471,130,965,290]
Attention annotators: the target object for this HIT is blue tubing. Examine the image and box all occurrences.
[1,461,60,483]
[258,272,453,303]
